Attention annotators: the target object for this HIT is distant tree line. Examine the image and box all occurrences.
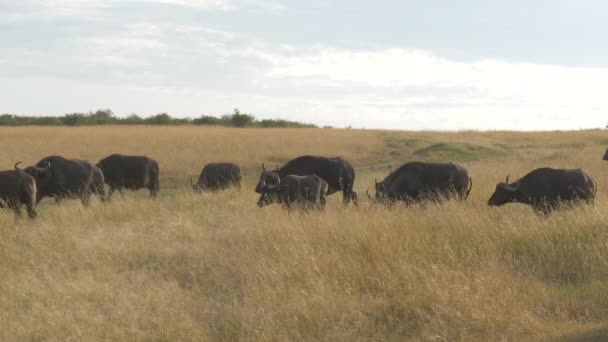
[0,109,318,128]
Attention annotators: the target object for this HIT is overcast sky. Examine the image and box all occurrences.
[1,0,607,130]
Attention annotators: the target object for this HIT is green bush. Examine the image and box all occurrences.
[0,108,317,128]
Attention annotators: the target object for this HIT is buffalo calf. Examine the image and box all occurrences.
[257,174,328,210]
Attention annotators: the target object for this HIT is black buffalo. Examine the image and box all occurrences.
[96,154,159,199]
[487,168,596,213]
[257,174,328,210]
[191,162,241,192]
[603,149,608,161]
[255,156,357,205]
[0,162,41,218]
[24,156,105,206]
[372,162,472,203]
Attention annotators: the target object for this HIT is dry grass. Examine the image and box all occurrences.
[1,126,608,341]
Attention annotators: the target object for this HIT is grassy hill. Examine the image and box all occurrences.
[1,126,608,340]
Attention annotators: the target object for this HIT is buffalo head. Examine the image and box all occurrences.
[256,190,282,208]
[24,161,51,180]
[603,149,608,161]
[191,177,203,193]
[255,163,281,193]
[374,179,389,201]
[487,175,520,206]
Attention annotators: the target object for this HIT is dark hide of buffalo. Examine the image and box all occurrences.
[373,162,472,204]
[255,156,357,205]
[488,167,596,213]
[257,174,328,210]
[192,162,241,193]
[24,156,105,206]
[96,154,159,199]
[0,162,40,218]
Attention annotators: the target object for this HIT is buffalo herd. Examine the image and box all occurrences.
[0,150,603,218]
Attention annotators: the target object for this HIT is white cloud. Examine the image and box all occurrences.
[247,46,608,129]
[1,3,607,131]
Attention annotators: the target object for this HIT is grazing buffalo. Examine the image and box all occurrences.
[372,162,472,203]
[96,154,159,199]
[255,156,357,205]
[24,156,106,206]
[487,168,596,213]
[0,162,40,218]
[257,174,328,210]
[191,162,241,193]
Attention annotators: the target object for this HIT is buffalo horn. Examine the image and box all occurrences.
[14,162,22,170]
[34,161,50,173]
[499,182,519,192]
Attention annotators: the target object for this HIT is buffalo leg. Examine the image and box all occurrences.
[343,188,356,206]
[26,202,37,219]
[12,205,22,219]
[148,180,158,198]
[81,194,91,207]
[106,186,116,200]
[149,181,159,198]
[318,197,326,211]
[92,183,106,203]
[97,188,107,203]
[350,191,358,206]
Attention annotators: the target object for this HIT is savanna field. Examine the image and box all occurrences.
[2,126,608,341]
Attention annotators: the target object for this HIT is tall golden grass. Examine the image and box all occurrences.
[1,126,608,340]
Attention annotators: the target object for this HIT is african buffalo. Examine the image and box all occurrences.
[372,162,472,203]
[257,174,328,210]
[96,154,159,199]
[0,162,41,218]
[24,156,105,206]
[191,162,241,192]
[487,167,596,213]
[603,149,608,161]
[255,156,357,205]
